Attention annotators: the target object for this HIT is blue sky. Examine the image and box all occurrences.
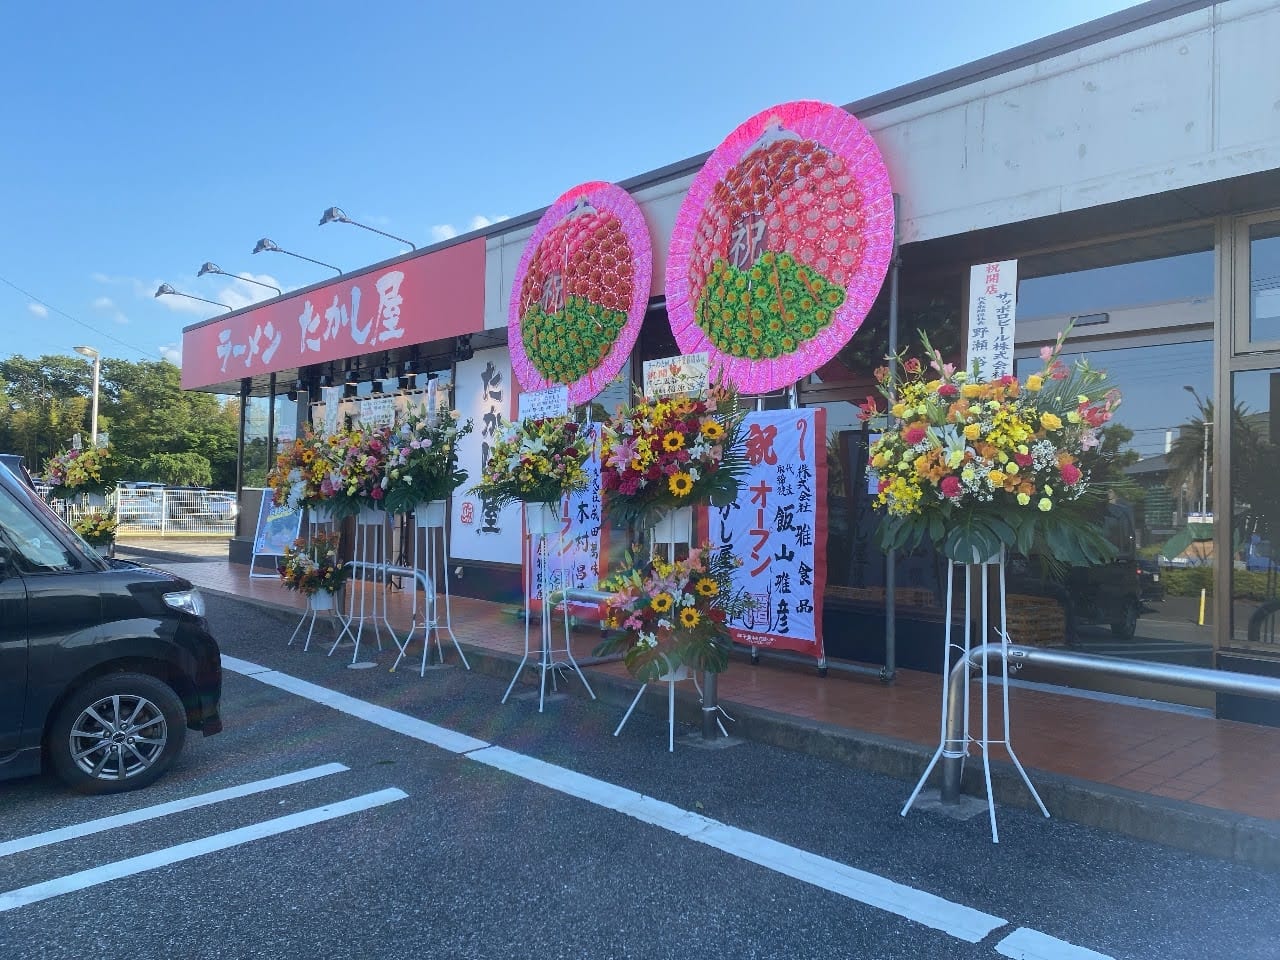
[0,0,1135,369]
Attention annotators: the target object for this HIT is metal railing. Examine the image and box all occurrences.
[37,484,238,536]
[940,642,1280,802]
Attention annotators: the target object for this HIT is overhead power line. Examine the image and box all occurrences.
[0,273,165,361]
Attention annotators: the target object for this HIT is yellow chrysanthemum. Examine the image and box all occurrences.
[679,607,701,629]
[668,472,694,497]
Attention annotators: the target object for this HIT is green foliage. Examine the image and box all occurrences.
[1160,567,1277,601]
[139,452,213,487]
[0,354,239,489]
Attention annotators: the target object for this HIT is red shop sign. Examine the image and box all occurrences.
[180,237,485,389]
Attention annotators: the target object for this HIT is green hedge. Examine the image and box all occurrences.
[1161,567,1278,601]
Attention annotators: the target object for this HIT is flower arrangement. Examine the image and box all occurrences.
[593,544,752,682]
[278,532,350,596]
[859,324,1123,564]
[381,405,473,516]
[267,431,330,511]
[470,414,589,510]
[44,446,117,499]
[317,426,392,519]
[72,508,118,547]
[600,386,747,527]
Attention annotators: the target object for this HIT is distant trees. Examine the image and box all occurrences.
[0,354,240,488]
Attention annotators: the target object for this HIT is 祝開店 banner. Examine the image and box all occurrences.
[719,408,826,660]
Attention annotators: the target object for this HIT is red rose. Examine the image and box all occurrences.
[940,476,962,498]
[1014,453,1033,468]
[937,383,959,398]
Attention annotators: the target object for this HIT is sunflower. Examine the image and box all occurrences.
[651,592,674,613]
[694,577,718,597]
[668,472,694,497]
[700,419,725,441]
[661,431,684,452]
[679,607,701,629]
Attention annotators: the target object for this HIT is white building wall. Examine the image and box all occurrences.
[484,0,1280,326]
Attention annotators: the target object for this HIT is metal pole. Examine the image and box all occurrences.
[89,356,100,448]
[883,194,901,684]
[1200,420,1210,516]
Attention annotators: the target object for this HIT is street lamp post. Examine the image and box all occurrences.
[73,345,100,448]
[252,238,342,276]
[319,206,416,249]
[155,283,233,313]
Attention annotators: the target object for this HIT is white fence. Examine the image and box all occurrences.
[37,484,239,536]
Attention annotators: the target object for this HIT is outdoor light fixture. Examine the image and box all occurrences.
[197,262,282,295]
[319,206,416,249]
[154,283,233,312]
[454,334,474,362]
[73,345,100,448]
[252,238,342,276]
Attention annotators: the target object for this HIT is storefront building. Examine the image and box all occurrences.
[182,0,1280,721]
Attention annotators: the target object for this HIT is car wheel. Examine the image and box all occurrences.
[1110,598,1139,640]
[48,672,187,794]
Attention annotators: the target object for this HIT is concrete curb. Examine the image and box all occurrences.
[202,586,1280,869]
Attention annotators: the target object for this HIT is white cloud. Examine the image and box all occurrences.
[90,295,129,326]
[158,343,182,364]
[218,273,284,311]
[27,302,48,318]
[430,214,510,244]
[92,296,115,310]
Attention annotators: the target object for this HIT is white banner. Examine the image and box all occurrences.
[719,408,826,659]
[358,396,395,429]
[966,259,1017,380]
[451,347,522,563]
[531,422,603,607]
[518,384,569,421]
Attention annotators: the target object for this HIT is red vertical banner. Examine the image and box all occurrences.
[720,408,826,659]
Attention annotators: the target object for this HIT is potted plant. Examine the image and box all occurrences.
[859,323,1123,565]
[593,544,751,683]
[470,414,589,533]
[278,532,350,609]
[382,405,473,522]
[599,386,746,531]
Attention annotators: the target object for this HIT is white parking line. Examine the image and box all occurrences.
[0,789,407,913]
[0,763,348,859]
[996,927,1115,959]
[221,658,1117,959]
[471,745,1005,943]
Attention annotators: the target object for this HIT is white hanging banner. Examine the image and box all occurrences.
[966,259,1017,380]
[718,408,826,659]
[518,384,569,421]
[321,385,344,436]
[643,352,709,400]
[530,422,604,611]
[358,396,396,429]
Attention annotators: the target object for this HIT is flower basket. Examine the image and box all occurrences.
[317,426,393,520]
[859,322,1124,565]
[44,446,118,500]
[470,414,589,513]
[71,509,118,550]
[525,502,561,537]
[593,543,752,683]
[278,532,351,597]
[414,500,447,529]
[382,404,473,517]
[600,388,746,529]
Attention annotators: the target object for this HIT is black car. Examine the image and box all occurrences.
[0,462,222,793]
[0,453,35,489]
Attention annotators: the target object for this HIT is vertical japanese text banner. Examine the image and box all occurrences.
[720,408,826,659]
[966,259,1017,381]
[530,422,605,614]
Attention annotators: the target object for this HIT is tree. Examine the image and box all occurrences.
[139,452,213,487]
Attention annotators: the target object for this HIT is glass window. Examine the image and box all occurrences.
[1229,368,1280,654]
[1249,221,1280,344]
[242,396,272,488]
[0,486,79,572]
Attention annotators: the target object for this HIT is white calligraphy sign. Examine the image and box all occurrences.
[643,352,709,400]
[358,396,395,429]
[966,260,1017,381]
[518,385,569,421]
[719,408,826,659]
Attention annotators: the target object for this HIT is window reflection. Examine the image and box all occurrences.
[1250,222,1280,344]
[1230,369,1280,653]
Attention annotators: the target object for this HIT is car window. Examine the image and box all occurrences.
[0,485,81,572]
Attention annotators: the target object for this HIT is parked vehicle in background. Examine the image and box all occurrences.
[1245,536,1280,573]
[1137,557,1165,602]
[0,464,222,793]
